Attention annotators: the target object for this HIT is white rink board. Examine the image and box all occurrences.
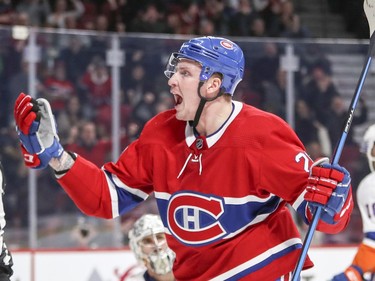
[301,247,357,281]
[11,249,139,281]
[10,246,357,281]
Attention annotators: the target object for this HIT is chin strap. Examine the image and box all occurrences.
[189,82,224,128]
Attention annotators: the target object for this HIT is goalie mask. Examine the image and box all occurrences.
[128,214,175,275]
[362,124,375,172]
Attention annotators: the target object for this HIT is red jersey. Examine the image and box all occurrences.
[58,101,346,280]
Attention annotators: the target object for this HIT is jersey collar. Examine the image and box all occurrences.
[185,101,243,148]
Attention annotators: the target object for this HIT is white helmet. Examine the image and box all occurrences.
[128,214,175,275]
[362,124,375,172]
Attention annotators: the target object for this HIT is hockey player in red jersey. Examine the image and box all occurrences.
[14,36,353,280]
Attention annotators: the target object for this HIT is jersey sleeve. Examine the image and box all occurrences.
[257,116,352,234]
[256,116,311,202]
[58,138,155,219]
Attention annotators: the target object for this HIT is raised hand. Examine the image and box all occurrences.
[14,93,64,169]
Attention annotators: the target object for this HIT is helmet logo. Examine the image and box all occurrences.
[220,40,234,50]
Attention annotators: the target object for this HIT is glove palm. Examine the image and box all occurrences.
[14,93,63,169]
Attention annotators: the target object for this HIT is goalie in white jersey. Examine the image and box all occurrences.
[126,214,176,281]
[332,124,375,281]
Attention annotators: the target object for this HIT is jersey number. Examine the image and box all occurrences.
[295,152,310,172]
[365,203,375,219]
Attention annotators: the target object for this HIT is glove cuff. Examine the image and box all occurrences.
[53,151,77,176]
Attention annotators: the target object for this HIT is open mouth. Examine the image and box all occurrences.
[174,95,183,106]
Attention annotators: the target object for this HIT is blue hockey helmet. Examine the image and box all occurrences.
[165,36,245,95]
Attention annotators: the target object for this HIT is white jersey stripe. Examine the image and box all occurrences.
[209,238,302,281]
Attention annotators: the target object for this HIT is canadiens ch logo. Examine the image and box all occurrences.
[167,192,227,246]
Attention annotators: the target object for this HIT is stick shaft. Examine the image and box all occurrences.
[292,33,375,280]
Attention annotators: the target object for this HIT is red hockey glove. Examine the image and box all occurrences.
[332,265,364,281]
[14,93,64,169]
[304,157,352,225]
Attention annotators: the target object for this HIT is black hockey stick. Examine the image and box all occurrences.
[292,1,375,279]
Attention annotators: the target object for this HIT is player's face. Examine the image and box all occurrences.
[139,232,167,255]
[167,59,202,121]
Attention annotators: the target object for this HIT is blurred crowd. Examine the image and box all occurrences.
[1,0,313,38]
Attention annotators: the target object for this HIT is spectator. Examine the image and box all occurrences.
[124,64,151,108]
[56,96,84,144]
[65,121,111,167]
[180,1,201,35]
[326,95,368,151]
[258,68,288,118]
[132,91,157,127]
[300,60,340,126]
[124,119,142,147]
[128,3,168,33]
[203,0,233,35]
[41,60,76,115]
[0,2,14,25]
[279,0,296,34]
[294,99,331,157]
[165,11,184,34]
[104,0,129,32]
[69,216,98,249]
[57,35,91,90]
[8,60,44,114]
[250,16,268,37]
[198,18,215,36]
[261,0,283,37]
[280,14,310,38]
[0,125,29,228]
[79,55,112,115]
[229,0,259,36]
[15,0,51,27]
[250,42,280,94]
[47,0,84,29]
